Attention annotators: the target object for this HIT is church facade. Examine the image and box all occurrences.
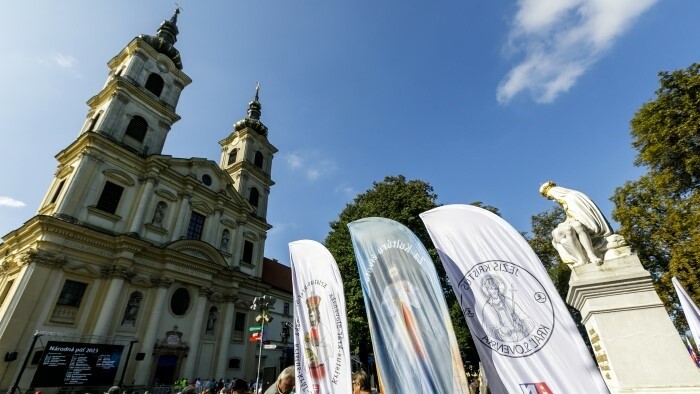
[0,9,293,390]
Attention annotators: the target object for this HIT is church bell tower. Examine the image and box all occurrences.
[219,85,278,220]
[38,8,192,226]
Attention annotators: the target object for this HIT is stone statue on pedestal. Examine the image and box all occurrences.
[539,181,630,267]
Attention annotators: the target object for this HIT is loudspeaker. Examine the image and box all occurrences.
[4,352,17,362]
[135,352,145,361]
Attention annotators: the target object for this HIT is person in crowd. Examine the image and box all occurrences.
[181,386,196,394]
[264,366,295,394]
[352,370,371,394]
[230,379,248,394]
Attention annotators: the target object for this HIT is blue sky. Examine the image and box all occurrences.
[1,1,698,263]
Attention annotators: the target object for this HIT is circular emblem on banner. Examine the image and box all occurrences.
[457,260,555,358]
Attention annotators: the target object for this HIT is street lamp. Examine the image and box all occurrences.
[250,295,276,391]
[279,322,292,368]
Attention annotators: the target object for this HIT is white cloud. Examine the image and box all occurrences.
[307,169,320,181]
[498,0,658,104]
[285,152,336,182]
[0,196,26,208]
[52,53,77,69]
[267,222,299,236]
[40,52,78,69]
[286,153,303,169]
[334,184,357,199]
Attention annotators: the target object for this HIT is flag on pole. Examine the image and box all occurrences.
[290,240,352,394]
[420,205,608,393]
[249,331,262,342]
[683,336,700,368]
[673,277,700,366]
[348,217,470,393]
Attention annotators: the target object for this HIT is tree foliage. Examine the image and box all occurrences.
[612,64,700,328]
[323,175,482,369]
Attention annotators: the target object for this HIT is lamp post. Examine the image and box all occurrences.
[280,322,292,368]
[250,295,275,392]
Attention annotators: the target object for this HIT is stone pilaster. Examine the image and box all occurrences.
[92,265,135,339]
[215,294,237,378]
[171,192,191,241]
[128,176,158,234]
[133,276,173,385]
[182,286,211,378]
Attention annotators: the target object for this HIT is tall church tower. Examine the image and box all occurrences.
[39,8,192,227]
[219,85,278,220]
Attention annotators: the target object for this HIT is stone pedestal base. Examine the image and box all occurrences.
[567,255,700,393]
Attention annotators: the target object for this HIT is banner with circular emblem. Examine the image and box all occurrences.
[421,205,609,394]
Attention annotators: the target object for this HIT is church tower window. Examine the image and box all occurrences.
[50,180,66,204]
[125,116,148,142]
[145,73,165,97]
[87,112,101,132]
[249,187,260,207]
[254,151,264,168]
[227,149,238,165]
[186,211,206,240]
[242,240,254,264]
[95,181,124,214]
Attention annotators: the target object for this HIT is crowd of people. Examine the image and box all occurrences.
[166,367,376,394]
[170,377,251,394]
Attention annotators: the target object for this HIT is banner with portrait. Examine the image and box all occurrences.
[290,240,352,394]
[348,217,470,393]
[420,205,609,393]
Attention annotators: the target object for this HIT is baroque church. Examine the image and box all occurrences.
[0,9,293,390]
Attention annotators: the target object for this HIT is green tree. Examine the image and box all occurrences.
[323,175,481,370]
[612,63,700,328]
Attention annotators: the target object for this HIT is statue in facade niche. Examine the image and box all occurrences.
[539,181,630,267]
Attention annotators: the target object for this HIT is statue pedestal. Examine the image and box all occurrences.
[567,255,700,393]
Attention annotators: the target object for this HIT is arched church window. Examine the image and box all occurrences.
[249,187,260,207]
[202,174,212,186]
[125,116,148,142]
[145,73,165,97]
[121,292,142,326]
[228,149,238,165]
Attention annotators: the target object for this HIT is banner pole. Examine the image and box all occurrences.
[9,331,41,394]
[118,339,138,387]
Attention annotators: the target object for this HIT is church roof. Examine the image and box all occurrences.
[140,8,183,69]
[262,257,292,292]
[234,84,269,136]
